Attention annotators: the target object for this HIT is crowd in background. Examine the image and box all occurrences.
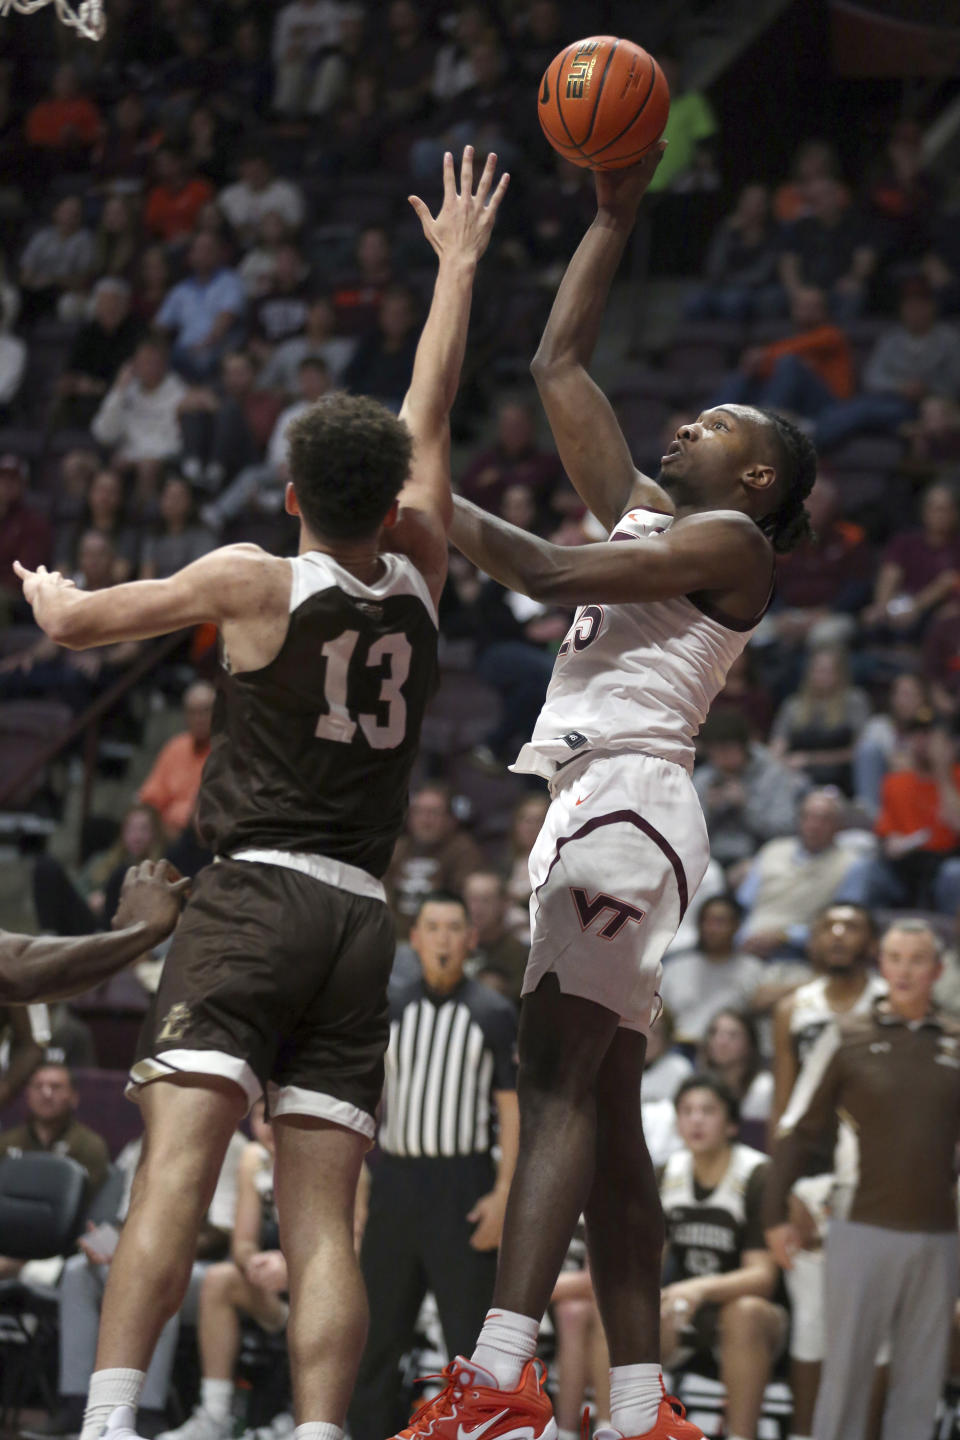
[1,0,960,1437]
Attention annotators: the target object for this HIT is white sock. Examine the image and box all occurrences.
[789,1434,813,1440]
[558,1429,579,1440]
[200,1379,234,1425]
[294,1426,343,1440]
[609,1364,663,1437]
[80,1371,146,1440]
[471,1309,540,1389]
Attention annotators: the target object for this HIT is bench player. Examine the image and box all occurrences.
[395,149,816,1440]
[14,148,507,1440]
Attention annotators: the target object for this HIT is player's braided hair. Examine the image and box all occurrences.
[753,408,818,554]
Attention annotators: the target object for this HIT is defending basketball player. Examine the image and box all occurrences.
[0,860,187,1005]
[394,149,817,1440]
[13,148,507,1440]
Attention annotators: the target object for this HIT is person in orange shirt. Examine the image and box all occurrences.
[836,713,960,912]
[709,286,854,423]
[138,679,215,837]
[25,63,102,154]
[144,144,214,245]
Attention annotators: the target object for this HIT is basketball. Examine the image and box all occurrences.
[538,36,670,171]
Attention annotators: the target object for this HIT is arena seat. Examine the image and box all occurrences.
[0,699,74,810]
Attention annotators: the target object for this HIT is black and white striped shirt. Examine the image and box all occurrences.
[380,977,517,1158]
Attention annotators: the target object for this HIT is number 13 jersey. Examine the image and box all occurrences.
[198,549,438,879]
[513,506,771,780]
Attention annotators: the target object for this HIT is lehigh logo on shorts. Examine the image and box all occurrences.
[157,1001,192,1043]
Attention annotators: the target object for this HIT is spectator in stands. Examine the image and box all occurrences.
[839,716,960,913]
[343,283,419,412]
[249,243,312,353]
[237,212,293,302]
[131,245,172,326]
[199,355,330,532]
[646,53,717,196]
[660,896,764,1046]
[770,473,875,656]
[144,143,214,245]
[93,91,161,188]
[768,646,871,794]
[642,1008,694,1103]
[139,474,217,580]
[332,224,396,335]
[0,1063,109,1275]
[55,278,144,430]
[306,4,366,117]
[19,193,95,323]
[138,680,215,839]
[684,183,785,320]
[272,0,349,116]
[33,801,165,938]
[0,1007,42,1114]
[179,350,282,493]
[409,31,524,181]
[432,3,487,101]
[24,63,102,165]
[0,290,25,422]
[92,337,187,505]
[924,200,960,316]
[50,447,99,531]
[853,671,932,815]
[774,139,845,225]
[259,294,356,393]
[185,103,231,190]
[156,232,246,382]
[54,466,140,584]
[385,783,485,939]
[814,277,960,452]
[216,17,272,124]
[864,117,940,269]
[0,453,52,610]
[218,148,305,246]
[699,1009,774,1122]
[693,711,808,877]
[31,1129,246,1440]
[459,395,563,516]
[659,1076,785,1437]
[463,870,529,1003]
[519,155,594,283]
[92,195,142,285]
[376,0,438,132]
[155,1102,287,1440]
[778,176,877,319]
[737,789,860,958]
[499,792,549,929]
[710,285,855,420]
[862,479,960,641]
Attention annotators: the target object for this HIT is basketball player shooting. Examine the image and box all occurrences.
[13,148,507,1440]
[396,149,817,1440]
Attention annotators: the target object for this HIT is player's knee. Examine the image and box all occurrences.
[203,1259,240,1299]
[721,1294,776,1343]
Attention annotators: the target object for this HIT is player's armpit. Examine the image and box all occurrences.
[386,501,448,611]
[31,545,283,649]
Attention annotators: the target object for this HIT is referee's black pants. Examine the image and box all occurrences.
[349,1152,498,1440]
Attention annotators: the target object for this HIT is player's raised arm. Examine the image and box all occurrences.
[13,544,285,650]
[392,146,508,605]
[531,146,667,533]
[450,494,770,610]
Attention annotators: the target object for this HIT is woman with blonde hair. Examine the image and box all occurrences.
[769,645,871,793]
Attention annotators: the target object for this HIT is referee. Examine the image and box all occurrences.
[764,918,960,1440]
[349,891,519,1440]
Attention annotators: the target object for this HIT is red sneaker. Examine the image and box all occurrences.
[394,1357,557,1440]
[592,1393,706,1440]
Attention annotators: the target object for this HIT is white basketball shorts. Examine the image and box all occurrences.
[523,751,710,1032]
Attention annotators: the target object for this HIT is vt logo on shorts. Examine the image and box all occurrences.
[157,1001,192,1043]
[570,887,646,940]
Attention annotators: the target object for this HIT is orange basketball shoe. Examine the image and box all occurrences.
[592,1391,707,1440]
[394,1357,557,1440]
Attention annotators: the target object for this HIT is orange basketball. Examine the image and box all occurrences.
[538,36,670,171]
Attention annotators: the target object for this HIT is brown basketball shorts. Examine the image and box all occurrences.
[129,856,395,1140]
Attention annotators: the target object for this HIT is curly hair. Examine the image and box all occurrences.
[286,393,413,541]
[751,408,818,554]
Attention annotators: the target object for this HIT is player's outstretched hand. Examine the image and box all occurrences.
[12,560,75,611]
[594,140,667,220]
[408,145,509,265]
[113,859,191,939]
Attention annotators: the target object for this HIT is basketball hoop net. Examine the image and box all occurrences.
[0,0,104,41]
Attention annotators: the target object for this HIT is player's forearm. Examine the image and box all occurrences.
[532,212,634,375]
[402,256,478,435]
[0,923,164,1005]
[450,496,557,599]
[695,1260,777,1306]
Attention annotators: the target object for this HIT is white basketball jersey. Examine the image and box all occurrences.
[789,972,888,1069]
[513,507,769,778]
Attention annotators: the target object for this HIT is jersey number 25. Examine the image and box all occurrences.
[315,629,410,749]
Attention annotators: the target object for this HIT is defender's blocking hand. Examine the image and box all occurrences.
[408,145,510,264]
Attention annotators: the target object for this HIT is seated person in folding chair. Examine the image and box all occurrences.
[0,861,187,1008]
[658,1076,787,1440]
[159,1098,289,1440]
[24,1126,246,1440]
